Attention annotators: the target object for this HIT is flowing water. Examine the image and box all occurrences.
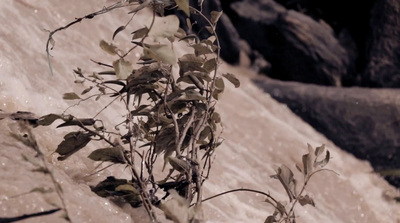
[0,1,399,222]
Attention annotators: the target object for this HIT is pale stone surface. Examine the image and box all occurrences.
[0,1,399,222]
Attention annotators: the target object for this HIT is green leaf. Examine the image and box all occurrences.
[63,92,81,100]
[222,73,240,88]
[88,145,126,164]
[99,40,118,55]
[210,11,223,25]
[173,0,190,17]
[112,26,125,40]
[56,131,92,161]
[113,58,132,79]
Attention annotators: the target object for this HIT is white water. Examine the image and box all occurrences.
[0,1,399,222]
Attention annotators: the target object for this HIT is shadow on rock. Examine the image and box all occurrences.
[253,77,400,187]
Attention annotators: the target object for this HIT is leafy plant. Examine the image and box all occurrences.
[43,0,239,222]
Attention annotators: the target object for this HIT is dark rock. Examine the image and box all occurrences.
[254,77,400,187]
[231,0,354,86]
[189,0,242,64]
[363,0,400,87]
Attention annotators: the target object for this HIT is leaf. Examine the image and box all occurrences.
[265,216,277,223]
[210,11,223,25]
[161,189,189,223]
[81,86,93,95]
[222,73,240,88]
[56,118,95,128]
[212,77,224,100]
[88,145,126,164]
[143,44,177,65]
[271,165,296,202]
[99,40,118,55]
[314,150,330,168]
[302,144,315,178]
[211,112,221,123]
[146,15,180,39]
[112,26,125,40]
[113,58,132,79]
[115,184,139,194]
[192,43,213,55]
[49,37,55,50]
[168,157,190,173]
[56,131,92,161]
[203,58,217,72]
[298,194,315,207]
[314,144,325,157]
[30,187,54,194]
[173,0,190,17]
[63,92,81,100]
[131,27,149,40]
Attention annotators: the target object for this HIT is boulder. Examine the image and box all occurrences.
[254,76,400,187]
[363,0,400,87]
[230,0,354,86]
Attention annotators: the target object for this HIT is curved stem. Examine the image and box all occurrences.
[191,188,281,209]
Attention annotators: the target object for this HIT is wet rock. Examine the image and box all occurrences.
[254,77,400,187]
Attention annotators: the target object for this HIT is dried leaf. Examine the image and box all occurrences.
[203,58,217,72]
[113,58,132,79]
[210,11,223,25]
[88,145,126,164]
[192,43,213,55]
[168,157,190,173]
[264,216,277,223]
[56,131,92,161]
[99,40,118,55]
[63,92,81,100]
[302,144,315,177]
[314,144,325,157]
[143,44,177,65]
[131,27,149,40]
[314,150,330,168]
[115,184,139,194]
[173,0,190,17]
[112,26,125,40]
[271,165,296,202]
[212,77,224,100]
[298,194,315,207]
[81,86,93,95]
[37,114,63,126]
[146,15,180,39]
[222,73,240,88]
[56,118,95,128]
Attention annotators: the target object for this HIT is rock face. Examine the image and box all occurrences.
[363,0,400,87]
[254,77,400,187]
[230,0,352,86]
[0,1,399,223]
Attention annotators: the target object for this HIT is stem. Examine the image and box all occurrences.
[192,188,281,209]
[46,1,130,75]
